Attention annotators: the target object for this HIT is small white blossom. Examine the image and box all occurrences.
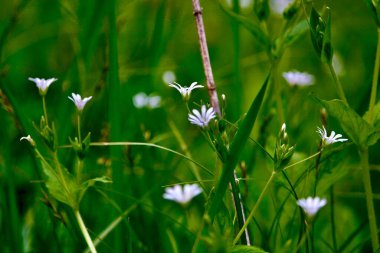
[297,196,327,217]
[68,93,92,111]
[317,126,348,147]
[132,92,161,109]
[168,82,204,101]
[270,0,294,15]
[163,184,202,205]
[28,77,57,95]
[20,135,35,147]
[188,105,216,128]
[282,71,314,87]
[162,71,176,83]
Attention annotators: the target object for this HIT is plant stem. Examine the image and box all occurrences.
[42,95,49,126]
[230,172,250,245]
[75,210,97,253]
[359,147,379,252]
[328,63,347,104]
[233,171,276,245]
[191,0,221,117]
[77,114,82,144]
[368,29,380,124]
[330,186,338,253]
[272,62,285,124]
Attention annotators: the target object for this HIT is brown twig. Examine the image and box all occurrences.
[191,0,221,117]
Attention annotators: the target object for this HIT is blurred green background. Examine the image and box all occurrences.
[0,0,379,252]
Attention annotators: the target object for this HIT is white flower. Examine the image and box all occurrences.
[163,184,202,205]
[168,82,204,101]
[20,135,35,147]
[68,93,92,111]
[132,92,161,109]
[297,196,327,217]
[162,71,176,83]
[28,77,57,95]
[317,126,348,147]
[188,105,216,128]
[282,71,314,87]
[270,0,294,15]
[147,95,161,108]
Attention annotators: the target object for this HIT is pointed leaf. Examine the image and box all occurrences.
[39,159,78,208]
[283,20,308,49]
[363,0,380,26]
[208,73,270,222]
[322,8,333,63]
[309,7,323,57]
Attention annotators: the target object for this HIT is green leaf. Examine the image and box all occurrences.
[253,0,270,21]
[208,72,270,222]
[363,101,380,127]
[219,2,270,48]
[79,176,112,202]
[312,97,379,147]
[231,245,268,253]
[363,0,380,26]
[322,8,333,63]
[309,7,323,57]
[39,159,79,208]
[283,20,308,49]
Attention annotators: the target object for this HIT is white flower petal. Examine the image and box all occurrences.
[163,184,202,205]
[283,71,314,87]
[297,196,327,216]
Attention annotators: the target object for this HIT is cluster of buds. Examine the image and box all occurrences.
[274,123,295,171]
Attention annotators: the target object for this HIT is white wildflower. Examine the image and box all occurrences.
[132,92,161,109]
[297,196,327,217]
[68,93,92,111]
[317,126,348,147]
[270,0,294,15]
[163,184,202,205]
[282,71,314,87]
[168,82,204,101]
[28,77,57,96]
[162,71,176,83]
[20,135,35,147]
[188,105,216,128]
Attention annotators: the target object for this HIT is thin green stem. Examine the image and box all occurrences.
[230,172,250,245]
[313,146,323,197]
[272,62,285,124]
[328,63,347,104]
[75,210,97,253]
[233,171,276,245]
[168,120,205,192]
[359,148,379,252]
[330,186,338,253]
[368,29,380,124]
[77,113,82,143]
[42,95,49,126]
[89,141,213,176]
[294,221,312,253]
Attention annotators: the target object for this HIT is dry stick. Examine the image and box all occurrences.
[191,0,221,117]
